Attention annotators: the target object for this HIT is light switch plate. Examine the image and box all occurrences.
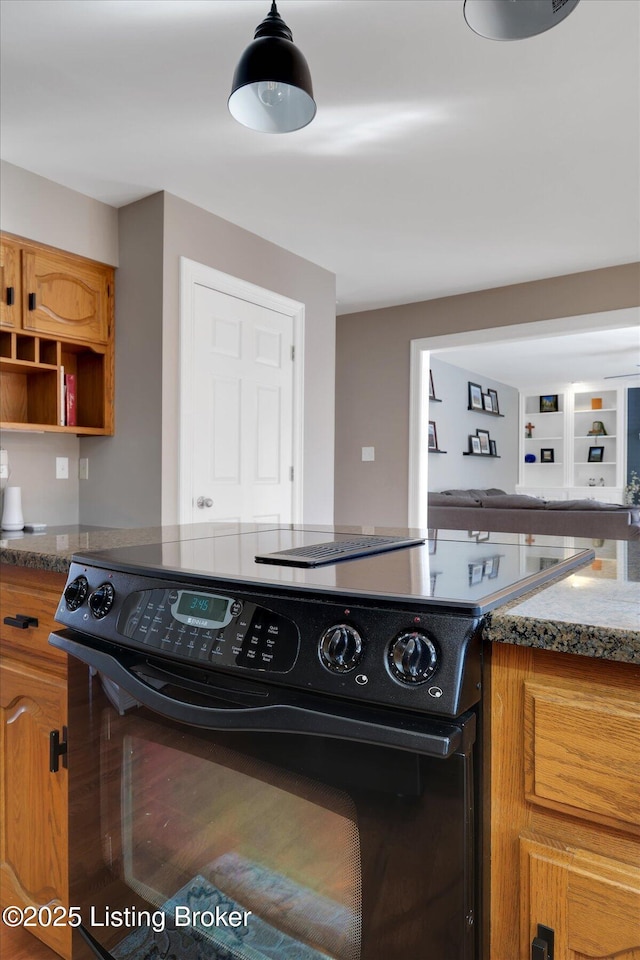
[56,457,69,479]
[79,458,89,480]
[362,447,375,461]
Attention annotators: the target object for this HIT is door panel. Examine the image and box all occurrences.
[187,281,294,524]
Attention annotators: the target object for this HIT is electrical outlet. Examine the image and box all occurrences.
[79,458,89,480]
[0,448,7,481]
[56,457,69,480]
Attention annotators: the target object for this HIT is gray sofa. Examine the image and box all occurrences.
[428,489,640,540]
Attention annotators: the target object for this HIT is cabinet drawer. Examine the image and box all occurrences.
[0,576,67,674]
[524,681,640,832]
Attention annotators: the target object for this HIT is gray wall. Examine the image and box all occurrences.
[78,191,337,528]
[0,162,118,525]
[0,433,79,527]
[79,194,165,527]
[334,262,640,527]
[0,160,118,265]
[427,358,518,493]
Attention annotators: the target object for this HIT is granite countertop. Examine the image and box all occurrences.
[486,573,640,664]
[0,522,258,573]
[2,524,638,664]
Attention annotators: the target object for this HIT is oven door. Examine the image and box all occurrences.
[54,629,479,960]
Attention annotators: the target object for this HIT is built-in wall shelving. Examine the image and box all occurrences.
[517,383,625,502]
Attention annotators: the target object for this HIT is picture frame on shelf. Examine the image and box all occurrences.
[482,393,493,412]
[588,445,605,463]
[470,435,481,455]
[429,369,436,399]
[428,529,437,554]
[477,429,490,455]
[539,394,559,413]
[486,555,500,579]
[489,439,497,456]
[468,562,484,586]
[488,388,499,414]
[540,448,555,463]
[468,381,483,411]
[428,420,438,451]
[476,531,490,542]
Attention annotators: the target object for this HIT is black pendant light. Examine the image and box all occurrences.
[228,1,316,133]
[464,0,581,40]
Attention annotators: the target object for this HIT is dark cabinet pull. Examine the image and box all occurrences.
[49,727,68,773]
[28,292,36,310]
[532,925,554,960]
[3,614,39,629]
[531,939,548,960]
[6,286,14,306]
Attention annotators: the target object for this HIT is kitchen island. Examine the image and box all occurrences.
[2,522,637,660]
[1,525,638,960]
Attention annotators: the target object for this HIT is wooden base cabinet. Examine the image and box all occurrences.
[0,566,70,959]
[487,643,640,960]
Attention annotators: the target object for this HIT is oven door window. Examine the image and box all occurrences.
[106,715,362,960]
[79,693,475,960]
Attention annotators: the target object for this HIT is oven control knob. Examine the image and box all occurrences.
[64,575,89,611]
[319,624,363,673]
[89,582,116,619]
[388,632,438,684]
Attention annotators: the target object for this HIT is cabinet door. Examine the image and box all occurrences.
[521,836,640,960]
[0,660,71,958]
[0,238,21,329]
[22,248,110,343]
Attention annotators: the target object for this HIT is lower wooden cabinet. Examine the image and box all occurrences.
[0,565,70,959]
[487,643,640,960]
[521,835,640,960]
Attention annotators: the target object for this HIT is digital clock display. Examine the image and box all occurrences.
[176,592,229,624]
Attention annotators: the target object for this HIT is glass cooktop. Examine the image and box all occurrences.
[70,525,594,615]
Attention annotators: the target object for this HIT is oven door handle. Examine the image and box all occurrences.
[50,630,471,758]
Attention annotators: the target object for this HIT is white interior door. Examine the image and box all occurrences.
[180,260,304,525]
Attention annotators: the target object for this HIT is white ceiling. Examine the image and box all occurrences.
[433,320,640,390]
[1,0,639,316]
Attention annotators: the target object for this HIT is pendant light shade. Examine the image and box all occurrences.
[229,1,316,133]
[464,0,581,41]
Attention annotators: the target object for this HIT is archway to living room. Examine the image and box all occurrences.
[408,307,640,530]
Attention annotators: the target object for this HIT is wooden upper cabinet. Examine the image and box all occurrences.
[0,235,114,435]
[22,247,110,343]
[0,237,21,329]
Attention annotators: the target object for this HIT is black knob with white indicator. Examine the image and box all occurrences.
[89,582,115,619]
[319,624,363,673]
[388,631,438,684]
[64,575,89,611]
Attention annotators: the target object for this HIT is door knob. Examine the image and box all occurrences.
[196,496,213,509]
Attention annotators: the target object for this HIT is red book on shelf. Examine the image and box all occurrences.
[65,373,77,427]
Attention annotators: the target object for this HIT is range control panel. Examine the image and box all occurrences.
[55,561,483,718]
[118,587,298,673]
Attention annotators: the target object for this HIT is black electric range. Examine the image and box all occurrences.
[51,525,592,720]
